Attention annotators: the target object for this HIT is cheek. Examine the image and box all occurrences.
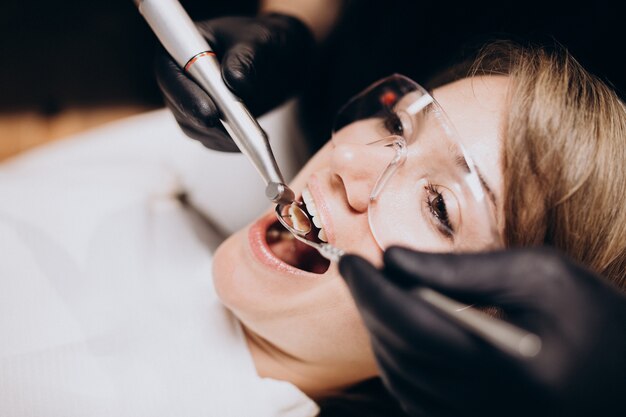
[212,232,288,316]
[320,282,376,360]
[260,277,377,372]
[314,282,379,379]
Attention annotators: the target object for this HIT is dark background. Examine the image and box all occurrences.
[0,0,258,113]
[1,0,623,146]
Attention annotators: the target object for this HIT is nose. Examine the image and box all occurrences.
[330,143,394,212]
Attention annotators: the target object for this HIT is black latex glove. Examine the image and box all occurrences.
[339,247,626,417]
[155,14,314,152]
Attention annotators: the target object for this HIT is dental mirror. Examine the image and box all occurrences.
[275,204,345,262]
[276,203,312,236]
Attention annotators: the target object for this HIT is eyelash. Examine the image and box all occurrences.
[425,183,454,239]
[382,110,404,136]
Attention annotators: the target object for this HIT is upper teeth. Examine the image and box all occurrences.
[302,187,328,242]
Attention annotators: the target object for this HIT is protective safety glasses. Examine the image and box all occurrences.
[330,74,501,253]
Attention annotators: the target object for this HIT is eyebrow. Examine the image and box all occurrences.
[455,154,498,211]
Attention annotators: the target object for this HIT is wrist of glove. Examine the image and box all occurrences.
[339,247,626,417]
[155,13,315,152]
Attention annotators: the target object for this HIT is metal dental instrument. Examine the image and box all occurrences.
[276,205,541,359]
[135,0,295,205]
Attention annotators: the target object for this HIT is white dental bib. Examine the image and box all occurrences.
[0,107,317,416]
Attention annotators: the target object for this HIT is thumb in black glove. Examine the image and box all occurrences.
[339,247,626,417]
[154,14,314,152]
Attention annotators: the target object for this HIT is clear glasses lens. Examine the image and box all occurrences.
[332,74,500,253]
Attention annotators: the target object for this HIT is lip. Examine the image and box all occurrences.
[248,211,325,278]
[306,175,336,244]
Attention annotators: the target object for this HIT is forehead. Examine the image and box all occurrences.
[432,76,509,203]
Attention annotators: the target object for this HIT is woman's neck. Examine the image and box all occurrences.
[242,325,376,399]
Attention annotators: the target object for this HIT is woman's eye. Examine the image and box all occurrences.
[383,111,404,135]
[425,183,454,238]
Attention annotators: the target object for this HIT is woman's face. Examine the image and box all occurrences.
[213,76,508,394]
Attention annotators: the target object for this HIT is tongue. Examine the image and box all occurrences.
[267,223,330,274]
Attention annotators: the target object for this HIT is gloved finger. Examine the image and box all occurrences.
[162,95,239,152]
[396,394,459,417]
[177,123,239,153]
[372,331,495,404]
[220,41,302,116]
[339,255,486,359]
[373,347,453,408]
[221,42,256,96]
[384,246,553,307]
[378,365,461,417]
[379,352,529,417]
[155,46,224,133]
[195,19,231,58]
[221,43,285,116]
[219,15,314,115]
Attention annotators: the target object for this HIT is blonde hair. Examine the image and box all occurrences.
[473,42,626,289]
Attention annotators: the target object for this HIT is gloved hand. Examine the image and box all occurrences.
[339,247,626,417]
[155,14,314,152]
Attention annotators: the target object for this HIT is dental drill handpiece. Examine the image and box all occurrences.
[135,0,295,205]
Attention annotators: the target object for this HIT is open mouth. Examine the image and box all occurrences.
[265,188,331,274]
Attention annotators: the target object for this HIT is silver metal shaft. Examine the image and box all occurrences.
[135,0,295,205]
[414,287,541,358]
